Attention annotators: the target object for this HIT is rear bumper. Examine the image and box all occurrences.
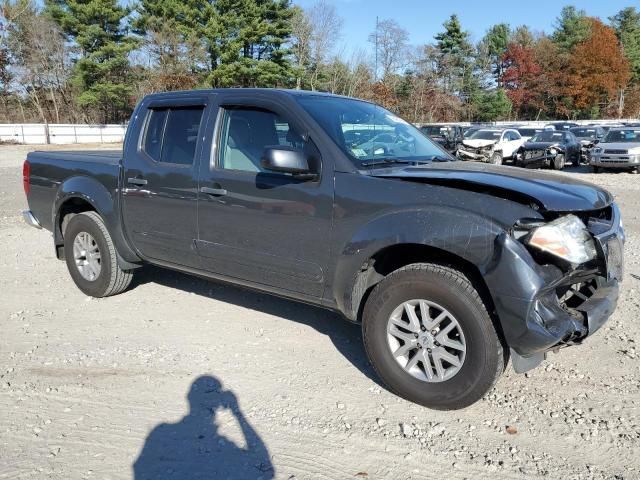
[22,210,42,229]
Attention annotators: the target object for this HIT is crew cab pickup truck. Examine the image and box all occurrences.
[23,89,624,410]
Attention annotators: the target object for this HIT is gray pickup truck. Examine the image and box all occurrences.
[23,89,624,410]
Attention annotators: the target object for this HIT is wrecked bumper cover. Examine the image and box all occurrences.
[485,210,623,373]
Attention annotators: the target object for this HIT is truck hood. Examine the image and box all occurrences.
[372,162,613,212]
[461,139,497,149]
[522,141,560,150]
[596,142,640,152]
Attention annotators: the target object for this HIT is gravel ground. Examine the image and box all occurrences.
[1,144,639,479]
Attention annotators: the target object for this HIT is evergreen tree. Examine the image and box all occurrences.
[434,14,474,96]
[45,0,138,122]
[481,23,510,83]
[552,6,591,52]
[208,0,294,88]
[610,7,640,84]
[473,88,512,121]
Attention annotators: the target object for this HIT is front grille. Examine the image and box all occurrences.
[600,158,629,163]
[524,150,545,159]
[604,149,628,154]
[558,279,598,309]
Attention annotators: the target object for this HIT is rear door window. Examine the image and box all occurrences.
[142,106,204,166]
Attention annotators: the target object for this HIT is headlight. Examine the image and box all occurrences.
[526,215,597,265]
[548,147,558,155]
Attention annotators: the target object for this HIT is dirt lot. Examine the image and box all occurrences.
[1,144,639,479]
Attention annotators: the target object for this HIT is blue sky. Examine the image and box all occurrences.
[292,0,635,54]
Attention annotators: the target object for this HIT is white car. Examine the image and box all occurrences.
[456,128,525,165]
[590,128,640,173]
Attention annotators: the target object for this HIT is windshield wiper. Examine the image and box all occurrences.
[361,156,449,168]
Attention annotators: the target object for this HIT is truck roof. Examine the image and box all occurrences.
[142,88,361,102]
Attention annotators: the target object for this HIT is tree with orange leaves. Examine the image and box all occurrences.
[501,42,542,119]
[566,19,630,117]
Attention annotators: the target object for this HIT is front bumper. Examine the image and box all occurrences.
[457,148,491,162]
[517,153,554,168]
[485,206,624,372]
[23,210,42,229]
[591,153,640,168]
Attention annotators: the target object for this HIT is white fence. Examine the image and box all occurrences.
[0,123,127,145]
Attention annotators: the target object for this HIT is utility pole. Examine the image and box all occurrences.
[374,16,378,82]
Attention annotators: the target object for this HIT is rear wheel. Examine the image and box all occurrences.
[490,151,503,165]
[362,263,505,410]
[63,211,133,297]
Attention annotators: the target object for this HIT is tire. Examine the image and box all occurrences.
[552,154,565,170]
[362,263,505,410]
[490,151,503,165]
[63,211,133,297]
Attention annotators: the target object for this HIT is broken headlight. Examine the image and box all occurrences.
[525,215,597,265]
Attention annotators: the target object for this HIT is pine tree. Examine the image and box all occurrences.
[552,6,591,52]
[482,23,510,83]
[45,0,138,122]
[610,7,640,84]
[208,0,294,88]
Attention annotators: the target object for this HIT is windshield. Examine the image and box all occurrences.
[297,96,451,167]
[570,128,597,139]
[469,130,502,140]
[531,131,564,142]
[604,129,640,143]
[517,128,541,137]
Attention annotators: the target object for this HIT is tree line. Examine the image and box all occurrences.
[0,1,638,124]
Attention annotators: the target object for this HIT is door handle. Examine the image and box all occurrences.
[127,177,148,186]
[201,186,227,196]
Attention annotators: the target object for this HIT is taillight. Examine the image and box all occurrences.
[23,160,30,195]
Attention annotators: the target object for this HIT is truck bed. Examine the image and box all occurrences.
[28,150,122,165]
[25,150,123,232]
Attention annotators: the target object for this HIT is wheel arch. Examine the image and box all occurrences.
[53,176,141,268]
[347,243,498,326]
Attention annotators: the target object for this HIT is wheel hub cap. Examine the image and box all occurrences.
[386,299,467,383]
[73,232,101,281]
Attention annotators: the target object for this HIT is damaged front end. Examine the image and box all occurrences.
[457,142,495,162]
[516,145,563,168]
[485,204,624,373]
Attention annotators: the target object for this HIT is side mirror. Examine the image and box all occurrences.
[594,139,600,144]
[261,146,314,176]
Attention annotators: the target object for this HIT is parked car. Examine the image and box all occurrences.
[22,89,624,410]
[516,126,544,142]
[462,125,483,139]
[590,127,640,173]
[570,126,606,162]
[456,128,524,164]
[420,124,465,153]
[546,121,579,131]
[515,130,581,169]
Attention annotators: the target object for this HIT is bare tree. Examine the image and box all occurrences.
[3,0,73,123]
[290,6,313,89]
[307,0,343,90]
[368,19,409,82]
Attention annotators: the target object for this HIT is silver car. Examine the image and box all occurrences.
[590,128,640,173]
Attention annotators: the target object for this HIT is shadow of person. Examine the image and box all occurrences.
[133,375,273,480]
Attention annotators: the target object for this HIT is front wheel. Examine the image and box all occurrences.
[362,263,505,410]
[490,151,503,165]
[63,211,133,297]
[553,154,565,170]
